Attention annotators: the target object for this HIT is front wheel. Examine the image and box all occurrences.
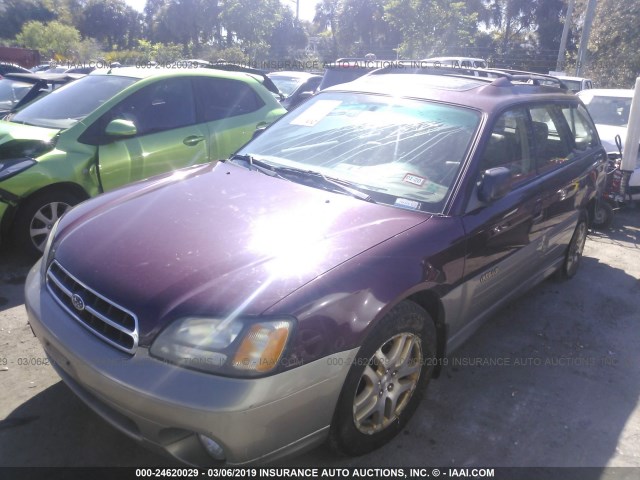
[12,191,80,257]
[329,300,436,456]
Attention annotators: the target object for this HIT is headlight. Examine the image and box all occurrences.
[150,316,294,376]
[0,158,37,181]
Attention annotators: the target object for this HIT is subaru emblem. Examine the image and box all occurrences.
[71,293,85,311]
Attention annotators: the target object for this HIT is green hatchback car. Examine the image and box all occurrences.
[0,67,286,255]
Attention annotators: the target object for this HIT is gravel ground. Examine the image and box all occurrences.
[1,205,639,468]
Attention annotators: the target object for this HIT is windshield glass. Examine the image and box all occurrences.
[0,79,32,111]
[11,75,138,129]
[582,95,632,127]
[238,92,480,213]
[269,75,303,96]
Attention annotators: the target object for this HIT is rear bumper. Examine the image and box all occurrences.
[25,261,357,465]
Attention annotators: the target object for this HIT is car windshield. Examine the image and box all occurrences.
[238,92,480,213]
[11,75,138,129]
[318,67,372,90]
[0,78,33,111]
[269,75,304,97]
[583,95,632,127]
[561,79,581,92]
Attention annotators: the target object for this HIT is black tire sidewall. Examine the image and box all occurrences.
[12,191,79,257]
[329,300,437,456]
[564,214,588,279]
[592,201,614,230]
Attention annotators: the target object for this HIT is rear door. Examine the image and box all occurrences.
[95,77,209,191]
[530,102,605,264]
[192,77,269,161]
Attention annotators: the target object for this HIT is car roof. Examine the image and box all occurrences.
[87,65,281,97]
[424,56,486,62]
[89,66,257,80]
[267,71,321,79]
[325,73,579,113]
[555,75,590,81]
[578,88,634,98]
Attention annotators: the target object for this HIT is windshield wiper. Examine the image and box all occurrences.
[228,154,286,179]
[229,155,374,203]
[271,165,375,203]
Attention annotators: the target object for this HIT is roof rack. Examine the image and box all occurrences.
[366,64,569,90]
[486,68,568,89]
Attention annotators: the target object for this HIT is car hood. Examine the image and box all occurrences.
[596,124,627,153]
[0,119,59,143]
[0,120,59,159]
[53,162,430,344]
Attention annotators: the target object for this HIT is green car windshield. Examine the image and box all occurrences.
[239,91,480,213]
[11,75,138,129]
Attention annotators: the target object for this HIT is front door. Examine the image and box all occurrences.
[96,77,208,191]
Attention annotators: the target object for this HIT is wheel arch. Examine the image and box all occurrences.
[14,182,90,217]
[406,289,447,379]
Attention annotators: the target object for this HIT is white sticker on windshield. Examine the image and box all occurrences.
[290,100,342,126]
[395,198,421,210]
[403,173,426,186]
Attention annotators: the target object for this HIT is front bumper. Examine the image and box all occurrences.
[25,261,357,465]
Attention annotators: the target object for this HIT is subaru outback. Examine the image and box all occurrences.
[25,71,606,465]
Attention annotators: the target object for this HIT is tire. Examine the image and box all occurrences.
[329,300,437,456]
[12,190,80,257]
[561,214,588,279]
[592,201,614,230]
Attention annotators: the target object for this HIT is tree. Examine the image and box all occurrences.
[313,0,340,57]
[79,0,142,49]
[337,0,400,57]
[385,0,482,58]
[150,0,222,49]
[268,8,307,59]
[588,0,640,87]
[0,0,55,39]
[16,20,81,59]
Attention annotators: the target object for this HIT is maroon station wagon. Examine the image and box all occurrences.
[25,71,607,465]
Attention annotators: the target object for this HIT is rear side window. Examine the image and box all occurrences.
[193,77,265,122]
[561,104,599,151]
[529,105,573,172]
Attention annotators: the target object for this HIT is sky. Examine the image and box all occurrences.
[123,0,316,23]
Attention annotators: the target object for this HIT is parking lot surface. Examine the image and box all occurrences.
[1,206,639,468]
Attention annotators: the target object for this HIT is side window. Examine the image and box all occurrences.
[479,107,534,189]
[110,77,196,136]
[529,105,572,172]
[561,104,599,151]
[193,77,265,122]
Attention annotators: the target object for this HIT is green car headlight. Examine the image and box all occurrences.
[0,158,37,181]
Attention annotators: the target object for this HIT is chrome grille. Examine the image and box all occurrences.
[46,261,138,354]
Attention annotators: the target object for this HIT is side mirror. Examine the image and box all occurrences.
[252,126,267,139]
[105,118,137,137]
[478,167,512,202]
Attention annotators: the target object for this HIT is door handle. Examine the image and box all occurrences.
[183,135,205,146]
[532,198,544,223]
